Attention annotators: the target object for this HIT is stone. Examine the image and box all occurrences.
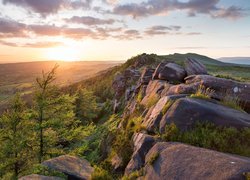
[19,174,62,180]
[140,68,155,85]
[142,95,188,132]
[159,98,250,133]
[111,154,124,172]
[125,133,157,175]
[152,63,166,80]
[184,58,208,76]
[143,142,250,180]
[158,63,187,83]
[42,155,94,180]
[185,74,250,112]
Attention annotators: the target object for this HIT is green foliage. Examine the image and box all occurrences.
[161,123,179,141]
[122,169,144,180]
[136,89,143,103]
[243,172,250,180]
[161,100,174,115]
[0,93,33,179]
[163,123,250,157]
[91,166,113,180]
[190,85,214,100]
[30,164,66,179]
[147,152,160,165]
[146,94,159,108]
[75,87,99,124]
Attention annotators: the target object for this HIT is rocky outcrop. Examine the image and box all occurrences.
[185,58,208,76]
[143,142,250,180]
[111,154,124,172]
[158,63,186,83]
[185,75,250,112]
[19,174,62,180]
[160,97,250,132]
[142,95,187,132]
[42,155,93,180]
[125,133,157,175]
[139,68,155,85]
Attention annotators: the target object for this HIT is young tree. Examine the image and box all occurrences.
[33,65,81,163]
[75,88,99,124]
[0,93,32,179]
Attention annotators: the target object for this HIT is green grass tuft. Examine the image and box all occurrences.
[148,152,160,165]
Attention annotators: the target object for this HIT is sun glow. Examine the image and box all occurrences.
[44,46,81,62]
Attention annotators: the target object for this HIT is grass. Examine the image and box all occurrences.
[122,169,144,180]
[190,85,214,100]
[162,123,250,157]
[221,94,245,112]
[91,166,113,180]
[147,152,160,165]
[146,94,160,108]
[161,100,174,115]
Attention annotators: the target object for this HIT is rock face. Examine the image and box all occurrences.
[152,63,166,80]
[160,98,250,132]
[42,155,93,180]
[140,68,155,85]
[158,63,186,83]
[19,174,62,180]
[144,142,250,180]
[125,133,157,175]
[185,58,208,76]
[185,74,250,112]
[142,95,188,132]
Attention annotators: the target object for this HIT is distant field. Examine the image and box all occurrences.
[0,61,121,110]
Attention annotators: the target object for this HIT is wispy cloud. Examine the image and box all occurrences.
[112,0,245,19]
[144,25,181,35]
[0,39,63,48]
[64,16,116,26]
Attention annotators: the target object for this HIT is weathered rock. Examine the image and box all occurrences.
[152,63,166,80]
[19,174,62,180]
[185,58,208,76]
[164,82,200,96]
[111,154,124,172]
[125,133,157,175]
[185,75,250,112]
[160,98,250,132]
[142,95,188,132]
[141,80,171,106]
[42,155,93,180]
[112,73,126,99]
[158,63,187,83]
[140,68,155,85]
[144,142,250,180]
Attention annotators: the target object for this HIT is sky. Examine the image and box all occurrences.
[0,0,250,63]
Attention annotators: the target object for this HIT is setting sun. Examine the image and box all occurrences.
[44,46,80,61]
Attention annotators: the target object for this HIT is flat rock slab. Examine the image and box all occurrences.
[160,97,250,132]
[19,174,63,180]
[42,155,94,180]
[144,142,250,180]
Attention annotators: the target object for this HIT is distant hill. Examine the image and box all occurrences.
[218,57,250,65]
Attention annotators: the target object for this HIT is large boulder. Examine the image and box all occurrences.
[125,133,157,175]
[152,63,166,80]
[19,174,62,180]
[42,155,93,180]
[184,58,208,76]
[142,95,188,132]
[159,98,250,132]
[185,75,250,112]
[143,142,250,180]
[158,63,187,83]
[140,68,155,85]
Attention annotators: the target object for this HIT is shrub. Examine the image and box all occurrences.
[190,85,214,100]
[122,169,144,180]
[162,122,250,157]
[91,166,113,180]
[147,152,160,165]
[146,94,159,108]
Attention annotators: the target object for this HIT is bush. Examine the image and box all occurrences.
[190,85,214,100]
[146,94,159,108]
[162,123,250,157]
[91,166,113,180]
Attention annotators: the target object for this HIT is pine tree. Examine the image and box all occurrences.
[0,93,32,179]
[75,88,99,124]
[32,65,81,163]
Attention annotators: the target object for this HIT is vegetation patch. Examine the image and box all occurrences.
[221,94,245,112]
[122,169,144,180]
[147,152,160,165]
[146,94,160,108]
[162,123,250,157]
[190,85,214,100]
[161,100,174,115]
[91,166,113,180]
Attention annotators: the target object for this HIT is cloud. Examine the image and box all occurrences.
[145,25,181,35]
[0,18,27,38]
[0,39,63,48]
[114,29,142,40]
[65,16,116,26]
[185,32,202,35]
[113,0,244,19]
[2,0,92,15]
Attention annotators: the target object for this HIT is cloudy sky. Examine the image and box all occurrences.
[0,0,250,62]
